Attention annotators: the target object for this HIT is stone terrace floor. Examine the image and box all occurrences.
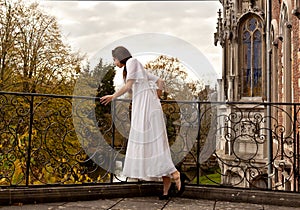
[2,196,300,210]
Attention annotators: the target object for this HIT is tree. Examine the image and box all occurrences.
[144,55,204,100]
[0,0,83,94]
[94,59,115,117]
[0,0,19,89]
[0,0,91,186]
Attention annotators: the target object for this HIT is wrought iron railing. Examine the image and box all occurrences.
[0,91,299,192]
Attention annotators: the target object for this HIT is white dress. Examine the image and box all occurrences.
[122,58,177,180]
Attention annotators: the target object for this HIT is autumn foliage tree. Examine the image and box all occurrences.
[0,0,92,186]
[0,0,82,94]
[144,55,204,100]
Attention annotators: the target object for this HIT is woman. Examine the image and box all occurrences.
[100,46,186,199]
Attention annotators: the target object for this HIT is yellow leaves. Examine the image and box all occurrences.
[61,158,67,163]
[0,178,9,185]
[48,176,57,183]
[17,128,37,149]
[11,159,24,185]
[33,180,43,185]
[33,164,103,185]
[1,0,83,94]
[145,54,201,100]
[84,174,93,183]
[97,175,102,182]
[96,174,108,183]
[35,166,57,184]
[0,155,109,186]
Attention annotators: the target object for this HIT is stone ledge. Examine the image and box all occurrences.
[1,184,300,207]
[0,183,160,205]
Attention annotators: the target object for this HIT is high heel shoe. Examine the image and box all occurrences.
[176,173,190,196]
[159,194,170,200]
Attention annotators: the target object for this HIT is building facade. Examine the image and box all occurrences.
[214,0,300,190]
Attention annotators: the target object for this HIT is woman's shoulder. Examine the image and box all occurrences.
[127,57,143,68]
[127,57,138,64]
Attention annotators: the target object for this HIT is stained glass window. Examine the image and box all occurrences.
[241,17,262,97]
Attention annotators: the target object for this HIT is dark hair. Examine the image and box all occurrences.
[112,46,132,82]
[121,57,132,82]
[112,46,131,61]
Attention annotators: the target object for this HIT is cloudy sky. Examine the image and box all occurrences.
[39,0,223,84]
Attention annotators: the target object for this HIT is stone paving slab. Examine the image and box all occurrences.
[215,201,263,210]
[62,198,122,210]
[164,198,215,210]
[263,205,300,210]
[0,198,122,210]
[2,197,300,210]
[111,197,166,210]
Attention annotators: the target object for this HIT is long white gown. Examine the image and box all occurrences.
[122,58,177,180]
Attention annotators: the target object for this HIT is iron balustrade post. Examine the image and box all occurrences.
[281,132,284,188]
[298,130,300,191]
[266,0,273,189]
[110,100,116,184]
[293,104,297,191]
[196,101,201,185]
[25,95,34,187]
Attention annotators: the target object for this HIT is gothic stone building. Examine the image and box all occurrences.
[214,0,299,190]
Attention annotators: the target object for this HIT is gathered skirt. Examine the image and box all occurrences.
[122,83,177,180]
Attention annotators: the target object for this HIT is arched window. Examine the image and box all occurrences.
[240,16,263,97]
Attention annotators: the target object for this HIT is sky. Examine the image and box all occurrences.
[39,0,223,86]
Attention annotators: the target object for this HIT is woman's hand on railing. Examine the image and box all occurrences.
[100,95,114,105]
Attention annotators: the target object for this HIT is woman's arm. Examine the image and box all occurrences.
[146,71,164,98]
[100,80,134,105]
[156,78,164,98]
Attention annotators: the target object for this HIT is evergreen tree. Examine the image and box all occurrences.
[94,59,115,117]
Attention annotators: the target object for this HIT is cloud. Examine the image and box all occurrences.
[40,1,222,76]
